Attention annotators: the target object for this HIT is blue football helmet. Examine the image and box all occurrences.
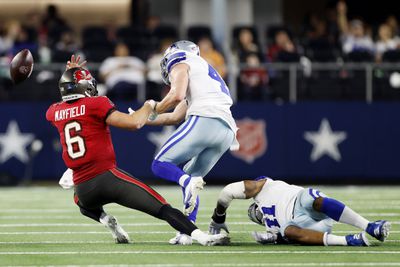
[160,40,200,85]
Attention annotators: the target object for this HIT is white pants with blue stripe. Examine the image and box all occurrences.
[282,188,334,236]
[155,115,235,177]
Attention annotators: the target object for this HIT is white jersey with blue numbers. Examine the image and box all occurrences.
[166,50,238,149]
[253,178,303,234]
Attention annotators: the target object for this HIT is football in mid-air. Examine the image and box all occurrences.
[10,49,34,84]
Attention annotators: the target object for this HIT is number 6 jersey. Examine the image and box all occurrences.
[46,96,116,185]
[165,50,238,150]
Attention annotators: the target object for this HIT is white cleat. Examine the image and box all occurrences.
[169,232,193,245]
[183,176,205,215]
[100,215,130,244]
[191,229,230,246]
[196,233,230,246]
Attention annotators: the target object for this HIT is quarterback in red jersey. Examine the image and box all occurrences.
[46,56,228,246]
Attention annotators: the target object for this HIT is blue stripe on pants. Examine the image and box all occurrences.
[155,116,199,160]
[155,116,194,160]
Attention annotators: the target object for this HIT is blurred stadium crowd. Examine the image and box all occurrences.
[1,1,400,102]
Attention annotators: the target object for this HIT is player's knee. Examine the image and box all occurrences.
[284,225,302,241]
[312,197,324,212]
[151,160,162,175]
[284,226,309,244]
[157,204,186,223]
[156,204,173,219]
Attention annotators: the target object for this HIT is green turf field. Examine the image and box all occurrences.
[0,185,399,266]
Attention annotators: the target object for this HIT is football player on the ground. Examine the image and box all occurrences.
[146,40,239,245]
[208,176,391,246]
[45,55,229,246]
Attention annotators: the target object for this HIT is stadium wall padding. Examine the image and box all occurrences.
[0,101,399,183]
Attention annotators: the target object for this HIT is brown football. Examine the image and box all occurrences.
[10,49,34,84]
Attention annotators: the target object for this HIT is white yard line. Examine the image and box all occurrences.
[1,206,400,213]
[1,251,400,255]
[0,240,398,245]
[1,221,400,227]
[0,230,399,235]
[3,264,400,267]
[0,213,399,221]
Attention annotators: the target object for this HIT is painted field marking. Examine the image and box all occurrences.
[0,230,399,235]
[0,240,398,245]
[3,263,400,267]
[1,251,400,255]
[0,213,399,220]
[1,221,400,227]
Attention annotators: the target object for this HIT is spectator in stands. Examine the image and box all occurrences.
[198,36,226,78]
[11,25,38,57]
[375,23,400,62]
[267,30,299,62]
[325,5,341,48]
[0,26,7,56]
[146,16,161,33]
[41,4,68,46]
[99,42,145,100]
[146,39,172,100]
[105,20,118,44]
[238,52,269,101]
[337,1,374,56]
[236,28,263,63]
[54,30,83,60]
[386,15,399,37]
[304,15,334,47]
[0,21,19,56]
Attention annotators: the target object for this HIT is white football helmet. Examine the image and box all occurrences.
[160,40,200,85]
[248,202,265,226]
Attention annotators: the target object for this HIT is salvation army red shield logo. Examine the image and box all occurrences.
[231,118,267,163]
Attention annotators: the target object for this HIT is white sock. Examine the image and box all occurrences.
[190,229,206,241]
[323,232,347,246]
[338,206,369,230]
[178,174,190,187]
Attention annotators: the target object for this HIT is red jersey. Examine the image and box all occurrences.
[46,96,116,185]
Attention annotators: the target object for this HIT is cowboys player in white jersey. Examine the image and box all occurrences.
[146,40,239,245]
[209,176,391,246]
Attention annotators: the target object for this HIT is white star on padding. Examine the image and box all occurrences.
[0,120,35,163]
[304,118,347,162]
[147,126,176,155]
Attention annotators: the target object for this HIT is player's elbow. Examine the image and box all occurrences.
[172,92,185,103]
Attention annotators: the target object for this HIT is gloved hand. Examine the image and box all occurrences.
[209,208,229,234]
[209,219,229,235]
[59,168,74,189]
[251,231,278,244]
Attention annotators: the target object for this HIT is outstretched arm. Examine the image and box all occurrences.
[146,100,188,126]
[155,64,189,114]
[215,179,265,215]
[337,1,349,35]
[106,100,156,130]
